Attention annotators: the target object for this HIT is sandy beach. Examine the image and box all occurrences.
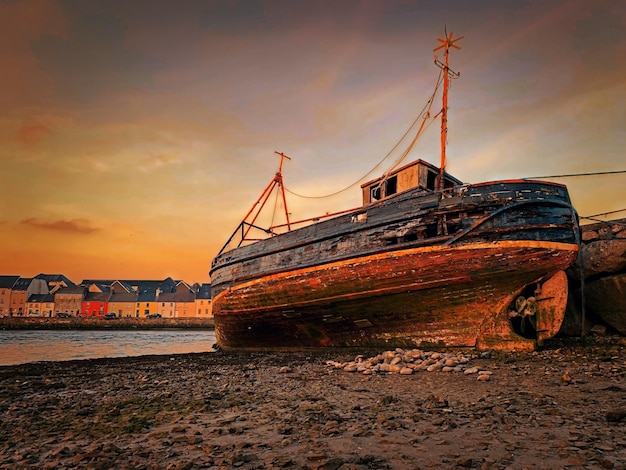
[1,337,625,470]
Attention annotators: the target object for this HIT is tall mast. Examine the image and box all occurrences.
[434,30,462,191]
[273,151,292,231]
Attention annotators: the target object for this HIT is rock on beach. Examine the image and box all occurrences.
[326,348,482,378]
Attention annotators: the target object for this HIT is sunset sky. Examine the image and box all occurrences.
[1,0,624,285]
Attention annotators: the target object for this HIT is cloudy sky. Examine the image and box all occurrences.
[1,0,624,285]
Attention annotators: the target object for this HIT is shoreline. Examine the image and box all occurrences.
[1,336,625,469]
[0,316,215,330]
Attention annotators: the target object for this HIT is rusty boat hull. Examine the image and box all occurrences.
[210,179,580,351]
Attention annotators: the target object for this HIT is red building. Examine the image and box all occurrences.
[81,291,110,317]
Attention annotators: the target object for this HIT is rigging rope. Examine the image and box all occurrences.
[580,207,626,226]
[371,100,440,194]
[522,172,626,225]
[522,170,626,179]
[284,70,445,200]
[584,208,626,218]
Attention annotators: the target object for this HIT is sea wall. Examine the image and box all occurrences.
[0,316,215,330]
[562,218,626,336]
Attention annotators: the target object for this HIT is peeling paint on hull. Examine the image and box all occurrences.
[213,241,578,350]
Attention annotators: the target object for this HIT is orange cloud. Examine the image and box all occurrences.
[15,123,51,145]
[19,218,101,235]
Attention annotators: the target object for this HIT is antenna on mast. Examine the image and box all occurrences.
[433,28,462,191]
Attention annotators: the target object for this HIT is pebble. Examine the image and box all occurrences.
[325,348,492,377]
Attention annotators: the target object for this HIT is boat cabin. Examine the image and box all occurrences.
[361,159,463,205]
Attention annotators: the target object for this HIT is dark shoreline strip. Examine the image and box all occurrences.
[0,317,215,330]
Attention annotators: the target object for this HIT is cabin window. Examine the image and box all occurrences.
[385,176,397,196]
[427,171,437,190]
[371,185,381,201]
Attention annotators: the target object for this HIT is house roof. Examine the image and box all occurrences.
[81,278,179,294]
[137,290,158,302]
[35,273,75,287]
[82,281,113,292]
[0,276,20,289]
[27,293,55,303]
[83,291,110,302]
[196,283,212,299]
[158,290,196,303]
[54,286,86,295]
[111,280,134,293]
[12,277,33,291]
[109,291,138,302]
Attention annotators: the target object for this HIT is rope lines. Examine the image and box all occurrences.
[284,70,444,200]
[580,207,626,226]
[584,208,626,218]
[522,170,626,180]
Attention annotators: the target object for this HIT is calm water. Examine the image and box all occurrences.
[0,329,217,366]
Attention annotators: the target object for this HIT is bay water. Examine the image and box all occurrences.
[0,329,217,366]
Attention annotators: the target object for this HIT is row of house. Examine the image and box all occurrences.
[0,274,212,318]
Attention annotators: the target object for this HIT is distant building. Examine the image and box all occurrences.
[54,286,86,316]
[26,293,55,317]
[9,278,48,317]
[1,274,212,318]
[195,283,212,318]
[0,276,20,317]
[157,281,196,318]
[136,289,159,318]
[109,281,138,318]
[82,291,110,317]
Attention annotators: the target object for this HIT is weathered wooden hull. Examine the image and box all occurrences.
[213,241,578,350]
[211,179,580,350]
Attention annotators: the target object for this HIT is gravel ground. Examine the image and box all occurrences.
[1,337,625,470]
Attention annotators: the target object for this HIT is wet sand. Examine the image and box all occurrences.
[1,337,625,469]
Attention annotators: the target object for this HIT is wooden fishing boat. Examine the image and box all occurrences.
[209,32,580,351]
